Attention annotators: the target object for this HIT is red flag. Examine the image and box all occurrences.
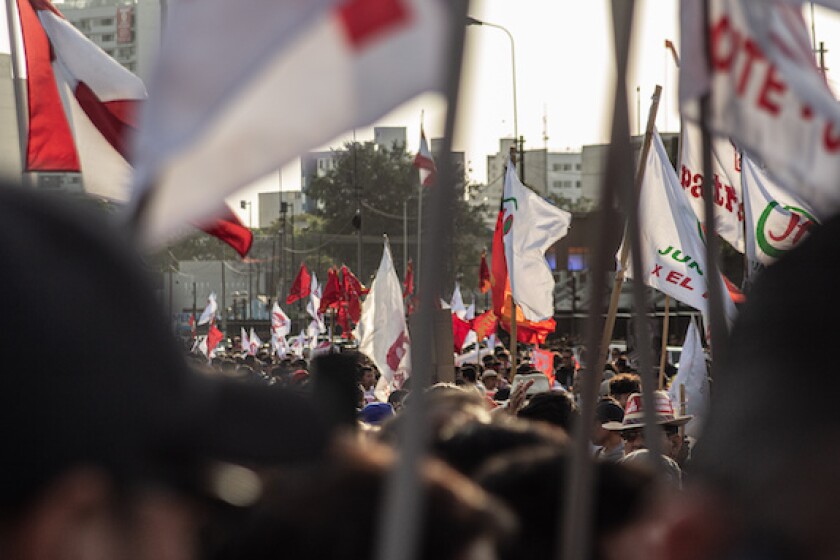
[452,314,472,353]
[206,323,224,355]
[479,249,491,294]
[201,208,253,258]
[319,267,341,314]
[491,211,556,345]
[472,310,497,341]
[286,263,312,304]
[403,258,415,298]
[531,348,556,387]
[413,126,437,188]
[340,265,366,323]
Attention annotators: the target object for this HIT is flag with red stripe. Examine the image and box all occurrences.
[413,126,437,187]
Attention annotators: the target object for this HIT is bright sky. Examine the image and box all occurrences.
[230,0,840,224]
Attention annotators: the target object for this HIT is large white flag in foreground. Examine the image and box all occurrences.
[355,239,411,398]
[130,0,449,248]
[502,161,572,322]
[624,131,737,323]
[680,0,840,215]
[668,319,709,439]
[742,156,821,267]
[679,120,745,253]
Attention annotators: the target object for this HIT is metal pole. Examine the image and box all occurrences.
[5,0,31,186]
[403,200,408,277]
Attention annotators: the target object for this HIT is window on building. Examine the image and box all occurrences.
[101,33,114,42]
[575,181,581,188]
[562,180,572,189]
[117,47,135,58]
[552,163,561,172]
[575,163,582,171]
[562,163,572,171]
[99,18,114,26]
[568,247,589,271]
[553,180,562,189]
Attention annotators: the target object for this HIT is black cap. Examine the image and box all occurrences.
[0,186,327,513]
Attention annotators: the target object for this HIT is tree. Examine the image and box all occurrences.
[306,141,489,291]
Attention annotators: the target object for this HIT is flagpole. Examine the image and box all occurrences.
[5,0,31,187]
[507,148,519,377]
[375,2,469,559]
[416,112,424,294]
[658,295,670,389]
[560,3,638,559]
[701,0,729,371]
[599,85,662,358]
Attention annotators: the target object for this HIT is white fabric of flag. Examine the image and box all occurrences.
[306,273,325,333]
[37,4,146,200]
[270,301,291,354]
[623,131,737,323]
[742,156,821,266]
[129,0,449,249]
[240,327,250,354]
[679,120,745,252]
[680,0,840,216]
[668,319,710,439]
[354,239,411,397]
[502,161,572,322]
[450,283,467,320]
[197,292,217,325]
[249,327,262,355]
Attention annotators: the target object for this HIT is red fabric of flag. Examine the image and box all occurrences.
[286,263,312,304]
[452,314,471,353]
[479,249,491,294]
[319,267,342,314]
[201,207,253,258]
[491,210,556,345]
[207,323,224,354]
[472,310,497,341]
[403,258,414,298]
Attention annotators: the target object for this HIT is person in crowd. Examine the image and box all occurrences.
[593,398,625,462]
[208,441,515,560]
[460,365,487,396]
[358,364,378,404]
[602,391,691,464]
[608,373,642,409]
[517,390,579,432]
[0,185,329,560]
[481,369,500,397]
[555,347,577,388]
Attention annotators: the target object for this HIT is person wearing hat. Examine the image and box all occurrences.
[481,369,500,396]
[593,398,625,462]
[602,391,692,459]
[0,186,330,560]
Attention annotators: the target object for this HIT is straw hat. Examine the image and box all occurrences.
[602,391,692,431]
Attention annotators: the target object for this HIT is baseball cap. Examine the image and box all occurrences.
[0,186,328,513]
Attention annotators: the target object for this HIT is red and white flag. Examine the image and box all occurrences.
[306,273,325,333]
[11,0,252,256]
[742,154,821,267]
[270,301,291,355]
[680,0,840,215]
[679,120,745,253]
[249,327,262,355]
[413,125,437,187]
[622,131,737,323]
[130,0,450,249]
[354,239,411,398]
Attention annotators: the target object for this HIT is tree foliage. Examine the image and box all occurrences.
[307,141,489,290]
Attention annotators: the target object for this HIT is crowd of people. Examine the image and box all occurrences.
[4,183,840,560]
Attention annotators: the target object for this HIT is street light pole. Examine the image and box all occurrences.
[466,16,522,180]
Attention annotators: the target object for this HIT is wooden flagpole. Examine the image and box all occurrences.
[599,85,663,357]
[658,295,671,389]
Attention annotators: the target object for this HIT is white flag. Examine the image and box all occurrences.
[306,273,325,333]
[129,0,449,248]
[668,319,710,439]
[249,327,262,355]
[680,0,840,215]
[271,301,291,340]
[502,161,572,322]
[240,327,250,354]
[679,120,745,252]
[450,283,467,320]
[742,155,821,266]
[354,239,411,396]
[197,293,217,325]
[624,131,737,323]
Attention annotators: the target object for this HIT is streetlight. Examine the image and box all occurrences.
[466,16,523,179]
[240,200,253,319]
